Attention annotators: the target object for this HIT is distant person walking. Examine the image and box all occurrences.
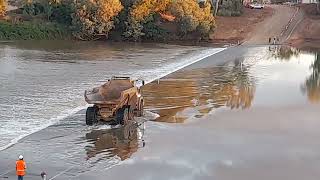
[16,155,26,180]
[268,37,271,44]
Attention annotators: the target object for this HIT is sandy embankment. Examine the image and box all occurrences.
[286,4,320,50]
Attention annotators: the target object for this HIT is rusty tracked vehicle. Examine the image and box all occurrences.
[84,77,144,126]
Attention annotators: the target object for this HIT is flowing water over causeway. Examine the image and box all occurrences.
[0,41,224,150]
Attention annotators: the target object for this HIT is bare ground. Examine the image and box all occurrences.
[212,7,273,44]
[286,4,320,51]
[244,5,298,45]
[213,5,307,46]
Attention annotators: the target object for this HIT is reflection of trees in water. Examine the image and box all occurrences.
[85,124,141,161]
[143,59,256,123]
[269,46,300,61]
[267,46,320,103]
[302,53,320,102]
[143,79,198,123]
[0,42,160,63]
[197,59,255,110]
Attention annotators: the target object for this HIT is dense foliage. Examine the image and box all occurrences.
[169,0,215,38]
[123,0,216,41]
[0,21,70,40]
[71,0,123,40]
[130,0,171,21]
[1,0,216,41]
[0,0,6,17]
[122,0,171,40]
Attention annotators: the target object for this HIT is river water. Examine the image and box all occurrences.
[0,43,319,180]
[0,41,224,150]
[143,46,320,123]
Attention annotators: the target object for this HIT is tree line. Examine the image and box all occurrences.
[0,0,217,41]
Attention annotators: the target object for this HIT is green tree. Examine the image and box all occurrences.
[123,18,144,41]
[39,0,55,20]
[51,0,73,25]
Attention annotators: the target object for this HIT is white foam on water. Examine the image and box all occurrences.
[134,48,226,84]
[0,105,87,151]
[144,111,160,120]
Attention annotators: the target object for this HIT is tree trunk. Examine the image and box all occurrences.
[214,0,220,16]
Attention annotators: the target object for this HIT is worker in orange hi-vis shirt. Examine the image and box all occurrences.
[16,155,26,180]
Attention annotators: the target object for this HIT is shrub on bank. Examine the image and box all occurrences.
[142,14,169,41]
[0,21,70,40]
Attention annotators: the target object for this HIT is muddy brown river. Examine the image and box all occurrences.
[0,43,319,180]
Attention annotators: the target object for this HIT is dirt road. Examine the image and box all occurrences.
[212,7,273,44]
[245,5,299,45]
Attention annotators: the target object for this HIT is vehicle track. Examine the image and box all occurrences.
[244,5,302,45]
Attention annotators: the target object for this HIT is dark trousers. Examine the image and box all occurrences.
[18,175,24,180]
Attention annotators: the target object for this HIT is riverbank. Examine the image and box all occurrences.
[1,0,217,42]
[287,4,320,51]
[2,3,298,47]
[0,2,274,44]
[2,3,312,47]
